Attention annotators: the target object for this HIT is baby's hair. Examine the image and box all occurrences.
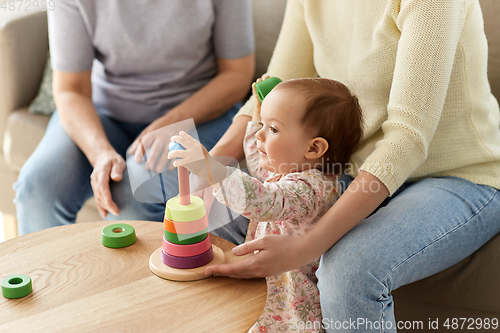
[276,78,364,174]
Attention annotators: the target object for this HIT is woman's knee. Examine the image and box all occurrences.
[317,237,391,305]
[108,173,165,222]
[110,200,165,222]
[15,165,61,207]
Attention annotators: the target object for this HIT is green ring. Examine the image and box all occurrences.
[164,228,208,245]
[165,196,206,222]
[102,223,137,248]
[2,274,32,299]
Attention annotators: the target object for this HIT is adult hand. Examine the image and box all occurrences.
[90,150,126,218]
[127,115,178,174]
[205,235,307,279]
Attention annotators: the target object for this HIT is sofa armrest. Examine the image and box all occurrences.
[0,11,48,151]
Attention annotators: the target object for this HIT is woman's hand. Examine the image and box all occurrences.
[205,235,308,278]
[90,150,126,218]
[127,115,178,174]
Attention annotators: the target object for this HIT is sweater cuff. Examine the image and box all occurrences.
[359,160,400,196]
[233,95,255,120]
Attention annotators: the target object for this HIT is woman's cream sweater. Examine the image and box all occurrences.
[235,0,500,195]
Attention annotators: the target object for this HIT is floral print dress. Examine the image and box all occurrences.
[213,121,340,333]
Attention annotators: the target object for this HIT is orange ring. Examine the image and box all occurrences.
[163,215,209,235]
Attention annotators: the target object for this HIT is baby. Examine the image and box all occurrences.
[169,77,363,333]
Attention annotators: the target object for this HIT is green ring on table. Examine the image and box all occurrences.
[165,196,206,222]
[101,223,137,248]
[164,228,208,245]
[1,274,32,299]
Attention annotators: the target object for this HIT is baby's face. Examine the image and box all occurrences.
[255,87,314,175]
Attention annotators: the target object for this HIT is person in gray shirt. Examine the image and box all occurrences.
[14,0,255,235]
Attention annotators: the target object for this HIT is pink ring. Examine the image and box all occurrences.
[162,235,212,257]
[161,247,214,269]
[163,215,209,235]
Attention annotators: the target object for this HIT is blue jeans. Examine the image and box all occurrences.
[316,175,500,332]
[14,104,240,235]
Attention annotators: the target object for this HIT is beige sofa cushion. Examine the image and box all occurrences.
[394,232,500,314]
[3,108,48,173]
[0,11,48,151]
[3,108,100,221]
[252,0,287,79]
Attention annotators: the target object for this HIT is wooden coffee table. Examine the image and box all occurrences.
[0,221,266,332]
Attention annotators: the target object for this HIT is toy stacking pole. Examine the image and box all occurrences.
[178,166,190,205]
[149,140,225,281]
[169,141,191,205]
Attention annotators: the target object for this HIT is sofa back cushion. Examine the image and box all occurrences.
[481,0,500,100]
[251,0,287,80]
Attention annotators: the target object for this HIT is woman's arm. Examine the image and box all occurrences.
[163,54,255,126]
[358,0,465,195]
[206,171,388,278]
[209,115,251,161]
[53,70,124,218]
[53,70,111,166]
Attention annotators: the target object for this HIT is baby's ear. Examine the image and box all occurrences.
[305,137,328,160]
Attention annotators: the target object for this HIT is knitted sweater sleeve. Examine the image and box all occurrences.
[234,0,316,119]
[360,0,466,195]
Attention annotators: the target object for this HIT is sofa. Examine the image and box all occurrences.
[0,1,499,330]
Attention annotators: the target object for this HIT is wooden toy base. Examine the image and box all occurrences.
[149,244,225,282]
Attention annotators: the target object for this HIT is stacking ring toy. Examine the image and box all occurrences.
[162,235,212,257]
[165,196,206,222]
[161,247,214,269]
[164,228,208,245]
[254,77,282,102]
[102,223,137,248]
[149,135,225,281]
[1,274,32,299]
[163,215,208,234]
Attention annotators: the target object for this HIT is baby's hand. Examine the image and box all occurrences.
[168,132,227,186]
[168,132,209,171]
[251,75,270,122]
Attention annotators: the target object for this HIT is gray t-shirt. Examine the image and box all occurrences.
[48,0,254,123]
